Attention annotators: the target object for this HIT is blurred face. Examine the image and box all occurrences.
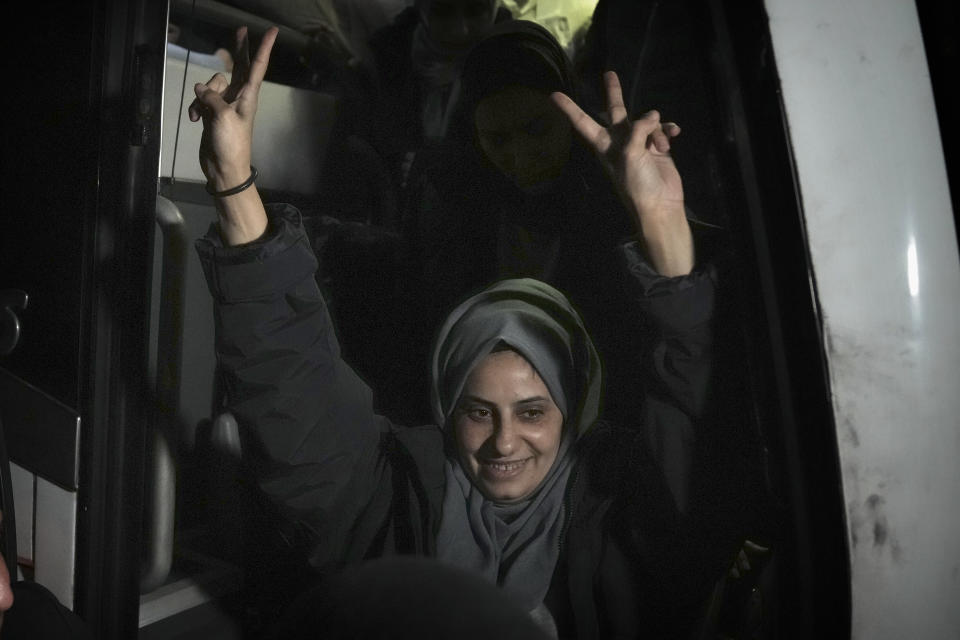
[0,512,13,630]
[475,85,572,189]
[422,0,496,51]
[453,350,564,502]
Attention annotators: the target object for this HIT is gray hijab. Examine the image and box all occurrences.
[431,278,602,613]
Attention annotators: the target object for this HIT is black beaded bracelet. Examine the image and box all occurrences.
[206,166,258,197]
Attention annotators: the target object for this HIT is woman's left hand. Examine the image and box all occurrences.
[551,72,693,276]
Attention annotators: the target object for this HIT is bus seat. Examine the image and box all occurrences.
[210,412,241,460]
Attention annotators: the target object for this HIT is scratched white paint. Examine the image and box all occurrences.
[765,1,960,637]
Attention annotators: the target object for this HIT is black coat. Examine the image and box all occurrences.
[197,204,736,638]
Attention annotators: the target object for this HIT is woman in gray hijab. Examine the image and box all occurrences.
[431,277,602,631]
[192,26,736,638]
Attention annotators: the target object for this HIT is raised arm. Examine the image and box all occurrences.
[190,27,402,567]
[188,25,275,245]
[551,71,693,277]
[552,73,711,511]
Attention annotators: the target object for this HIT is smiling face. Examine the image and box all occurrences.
[474,84,572,189]
[453,349,564,502]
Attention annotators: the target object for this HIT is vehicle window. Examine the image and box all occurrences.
[150,1,849,637]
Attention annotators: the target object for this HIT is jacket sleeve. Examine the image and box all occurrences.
[606,243,732,627]
[195,203,392,565]
[618,240,716,516]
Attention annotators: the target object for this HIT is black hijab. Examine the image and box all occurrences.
[443,19,581,153]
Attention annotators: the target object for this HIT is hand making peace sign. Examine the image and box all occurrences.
[189,25,278,191]
[551,72,693,276]
[189,26,279,245]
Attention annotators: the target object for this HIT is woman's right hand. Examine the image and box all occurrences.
[188,26,278,245]
[189,25,277,191]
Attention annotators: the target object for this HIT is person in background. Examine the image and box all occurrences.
[309,1,513,411]
[367,0,512,192]
[0,515,10,633]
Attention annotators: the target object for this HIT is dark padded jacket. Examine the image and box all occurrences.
[196,204,736,638]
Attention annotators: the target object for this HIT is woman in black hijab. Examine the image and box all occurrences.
[190,26,737,638]
[394,20,690,433]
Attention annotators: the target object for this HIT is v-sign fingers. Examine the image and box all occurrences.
[604,71,628,125]
[551,91,611,154]
[237,26,278,113]
[246,27,278,93]
[225,26,251,103]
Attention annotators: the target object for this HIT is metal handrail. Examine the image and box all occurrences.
[140,195,187,593]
